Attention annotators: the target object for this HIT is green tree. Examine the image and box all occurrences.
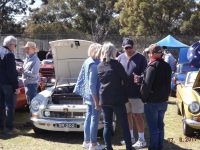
[66,0,118,42]
[115,0,198,36]
[24,0,75,39]
[0,0,28,34]
[25,0,119,43]
[180,2,200,35]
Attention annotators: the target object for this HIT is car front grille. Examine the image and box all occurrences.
[43,111,85,119]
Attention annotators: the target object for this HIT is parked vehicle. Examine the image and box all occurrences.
[39,59,55,83]
[16,77,46,109]
[176,71,200,136]
[30,39,116,134]
[171,63,198,96]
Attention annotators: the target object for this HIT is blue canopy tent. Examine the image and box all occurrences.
[157,35,189,63]
[157,35,189,48]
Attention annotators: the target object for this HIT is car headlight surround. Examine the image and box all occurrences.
[188,102,200,114]
[31,99,42,112]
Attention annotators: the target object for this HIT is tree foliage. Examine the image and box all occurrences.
[25,0,119,42]
[115,0,200,36]
[0,0,28,34]
[24,0,76,39]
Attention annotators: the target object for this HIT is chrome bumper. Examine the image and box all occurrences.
[183,119,200,127]
[31,117,104,132]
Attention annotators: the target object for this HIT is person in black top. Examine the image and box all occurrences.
[0,36,19,135]
[140,44,171,150]
[97,42,134,150]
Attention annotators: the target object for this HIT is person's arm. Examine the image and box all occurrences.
[89,64,100,111]
[140,65,156,102]
[5,53,19,91]
[23,59,40,78]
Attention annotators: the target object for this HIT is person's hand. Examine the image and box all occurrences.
[95,104,101,111]
[17,67,24,73]
[133,73,141,84]
[15,89,20,94]
[20,67,24,73]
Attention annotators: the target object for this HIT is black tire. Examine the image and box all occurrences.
[183,114,194,137]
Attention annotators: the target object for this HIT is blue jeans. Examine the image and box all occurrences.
[0,85,15,130]
[102,105,132,150]
[25,83,38,105]
[144,102,168,150]
[84,104,100,143]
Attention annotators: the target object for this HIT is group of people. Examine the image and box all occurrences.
[0,35,172,150]
[74,38,172,150]
[0,36,40,135]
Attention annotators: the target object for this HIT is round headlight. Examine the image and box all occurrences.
[44,111,50,117]
[31,99,42,112]
[188,102,200,114]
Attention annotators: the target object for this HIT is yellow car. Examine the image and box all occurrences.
[176,71,200,136]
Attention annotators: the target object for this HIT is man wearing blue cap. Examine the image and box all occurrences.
[118,38,147,148]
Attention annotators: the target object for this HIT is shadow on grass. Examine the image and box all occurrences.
[163,140,193,150]
[6,105,199,149]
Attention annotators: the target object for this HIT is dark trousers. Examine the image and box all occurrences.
[102,105,132,150]
[144,102,168,150]
[0,85,15,130]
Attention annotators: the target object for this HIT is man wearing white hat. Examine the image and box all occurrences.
[22,41,40,105]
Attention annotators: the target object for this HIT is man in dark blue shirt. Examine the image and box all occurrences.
[118,38,147,148]
[0,36,19,135]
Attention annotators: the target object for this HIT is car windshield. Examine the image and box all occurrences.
[177,63,198,73]
[185,72,198,86]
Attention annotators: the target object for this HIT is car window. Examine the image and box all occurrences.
[177,63,198,73]
[185,72,198,86]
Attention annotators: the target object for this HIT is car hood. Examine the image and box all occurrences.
[193,70,200,88]
[49,39,93,82]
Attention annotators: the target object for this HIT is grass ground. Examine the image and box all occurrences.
[0,97,199,150]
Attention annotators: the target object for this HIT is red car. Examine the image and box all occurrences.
[16,77,46,109]
[39,59,55,82]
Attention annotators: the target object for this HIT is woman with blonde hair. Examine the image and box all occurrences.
[74,43,102,150]
[97,42,133,150]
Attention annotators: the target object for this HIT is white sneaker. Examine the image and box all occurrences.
[82,141,90,149]
[89,143,103,150]
[132,138,147,149]
[120,138,136,145]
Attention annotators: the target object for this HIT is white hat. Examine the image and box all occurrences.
[24,41,39,52]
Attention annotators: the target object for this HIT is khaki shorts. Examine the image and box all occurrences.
[126,98,144,114]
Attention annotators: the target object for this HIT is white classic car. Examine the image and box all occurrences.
[30,39,116,133]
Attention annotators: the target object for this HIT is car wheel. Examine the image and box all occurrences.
[183,114,194,137]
